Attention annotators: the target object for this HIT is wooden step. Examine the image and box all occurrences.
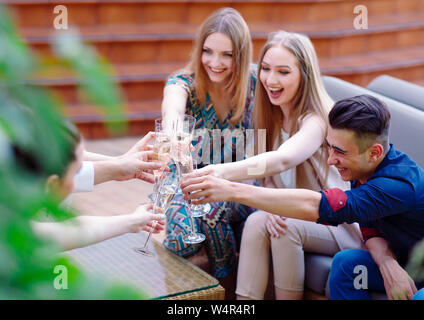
[66,99,161,139]
[20,12,424,62]
[31,61,184,104]
[8,0,424,28]
[31,42,424,104]
[320,46,424,86]
[73,73,424,140]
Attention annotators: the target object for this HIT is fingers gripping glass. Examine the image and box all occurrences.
[134,171,178,257]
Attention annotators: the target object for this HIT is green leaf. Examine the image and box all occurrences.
[0,5,146,299]
[406,240,424,282]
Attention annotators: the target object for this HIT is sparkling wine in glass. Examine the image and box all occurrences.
[170,115,205,244]
[173,153,206,244]
[152,118,171,195]
[134,171,178,257]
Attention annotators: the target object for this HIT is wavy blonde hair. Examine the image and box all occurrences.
[254,30,333,152]
[186,7,252,125]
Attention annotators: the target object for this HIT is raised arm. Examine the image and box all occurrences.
[211,114,326,181]
[161,84,188,128]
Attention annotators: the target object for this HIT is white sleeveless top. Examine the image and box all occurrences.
[279,130,296,189]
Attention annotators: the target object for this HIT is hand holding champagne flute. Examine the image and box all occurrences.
[170,115,205,244]
[134,170,178,257]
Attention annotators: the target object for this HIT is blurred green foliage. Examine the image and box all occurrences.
[407,240,424,284]
[0,4,146,299]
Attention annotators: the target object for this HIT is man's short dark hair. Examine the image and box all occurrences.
[329,94,391,152]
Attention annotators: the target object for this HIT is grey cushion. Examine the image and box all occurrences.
[304,253,388,299]
[367,75,424,112]
[323,76,424,168]
[304,253,333,295]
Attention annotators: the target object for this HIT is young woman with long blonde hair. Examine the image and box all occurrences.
[160,8,258,291]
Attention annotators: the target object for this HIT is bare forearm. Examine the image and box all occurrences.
[230,183,321,221]
[83,151,114,161]
[93,160,120,184]
[366,237,398,270]
[216,151,289,181]
[217,117,326,181]
[161,85,187,127]
[70,215,139,248]
[365,237,417,300]
[32,215,139,251]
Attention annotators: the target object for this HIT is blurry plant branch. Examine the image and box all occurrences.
[407,240,424,284]
[0,4,146,299]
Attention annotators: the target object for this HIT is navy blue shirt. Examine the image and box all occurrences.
[318,144,424,266]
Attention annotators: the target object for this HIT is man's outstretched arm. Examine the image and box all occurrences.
[181,173,321,222]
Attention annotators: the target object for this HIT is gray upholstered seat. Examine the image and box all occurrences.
[367,75,424,112]
[302,76,424,299]
[323,75,424,168]
[304,253,387,299]
[304,253,333,295]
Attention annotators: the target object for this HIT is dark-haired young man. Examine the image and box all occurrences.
[181,94,424,300]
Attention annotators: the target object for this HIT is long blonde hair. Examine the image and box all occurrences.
[187,7,252,125]
[254,30,333,152]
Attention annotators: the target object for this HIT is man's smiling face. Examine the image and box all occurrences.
[326,127,372,183]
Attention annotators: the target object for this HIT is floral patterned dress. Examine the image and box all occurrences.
[163,65,258,278]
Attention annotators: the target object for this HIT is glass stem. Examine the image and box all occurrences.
[153,171,161,194]
[142,199,157,248]
[142,221,157,249]
[186,205,197,236]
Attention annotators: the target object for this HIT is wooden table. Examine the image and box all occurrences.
[65,232,225,300]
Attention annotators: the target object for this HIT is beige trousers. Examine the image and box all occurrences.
[236,210,364,300]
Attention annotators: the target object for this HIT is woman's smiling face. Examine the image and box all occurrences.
[260,45,301,109]
[201,32,234,84]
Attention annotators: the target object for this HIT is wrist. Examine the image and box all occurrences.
[124,212,141,233]
[214,164,224,179]
[95,158,126,184]
[379,257,399,269]
[378,257,401,280]
[228,181,242,203]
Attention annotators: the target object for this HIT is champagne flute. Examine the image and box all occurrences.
[152,118,171,195]
[175,152,205,244]
[170,115,205,244]
[134,171,178,257]
[189,147,212,217]
[189,162,212,217]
